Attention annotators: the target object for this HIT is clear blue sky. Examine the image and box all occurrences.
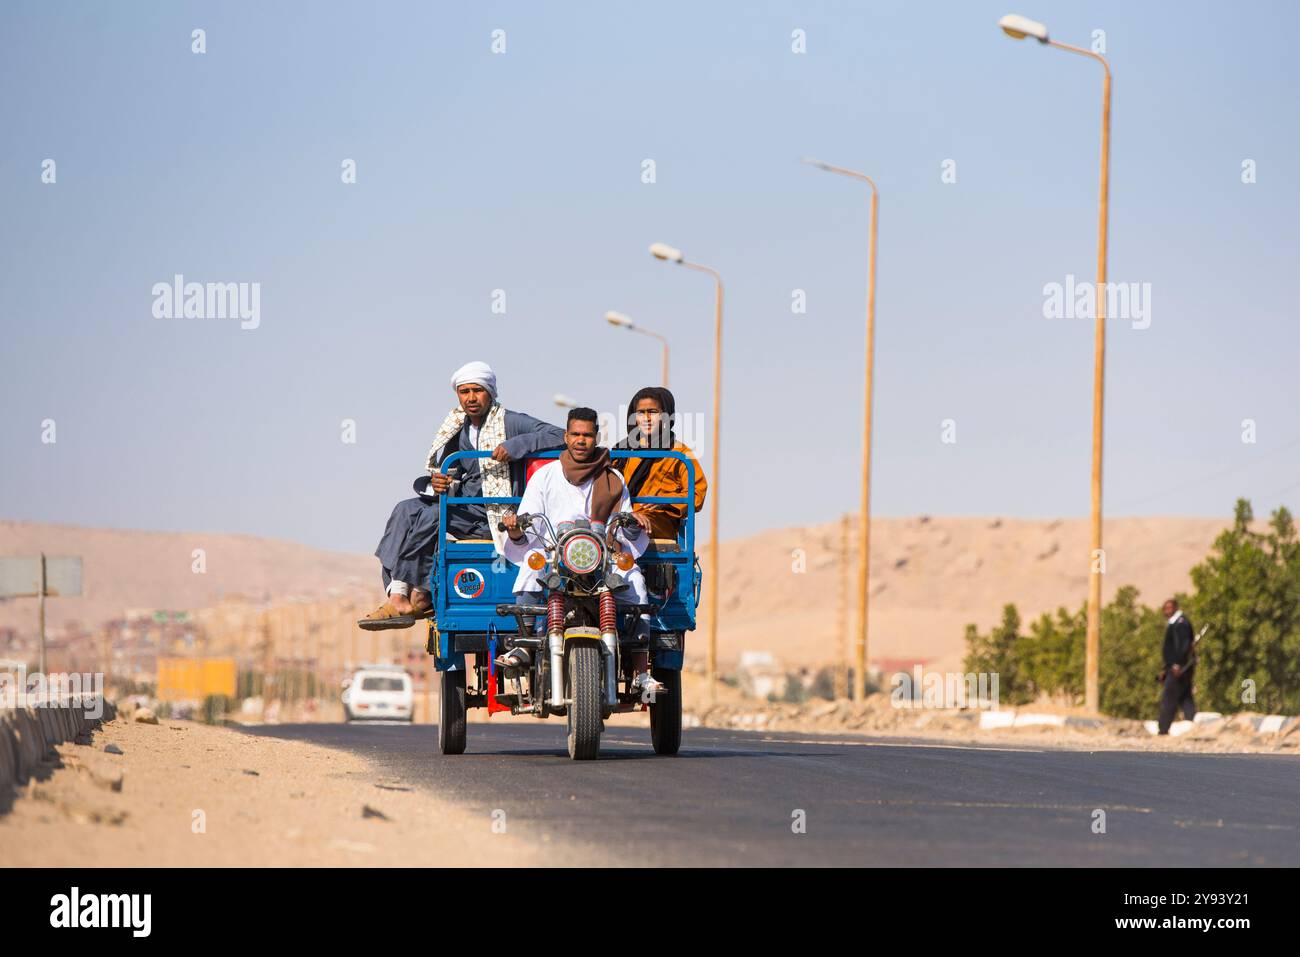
[3,0,1298,555]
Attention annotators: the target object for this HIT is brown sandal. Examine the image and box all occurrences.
[358,598,432,631]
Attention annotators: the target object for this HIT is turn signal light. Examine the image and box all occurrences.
[614,551,635,571]
[527,551,547,570]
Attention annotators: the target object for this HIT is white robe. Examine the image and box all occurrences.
[503,460,649,602]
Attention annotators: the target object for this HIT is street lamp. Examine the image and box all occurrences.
[802,157,878,704]
[604,310,670,386]
[649,241,723,703]
[1000,12,1112,713]
[997,13,1049,42]
[650,242,683,263]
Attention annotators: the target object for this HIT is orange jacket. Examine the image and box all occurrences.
[619,441,708,541]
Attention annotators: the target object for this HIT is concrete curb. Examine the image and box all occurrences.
[692,700,1298,746]
[0,695,118,795]
[1142,712,1297,738]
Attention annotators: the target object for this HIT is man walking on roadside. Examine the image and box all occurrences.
[1157,598,1197,734]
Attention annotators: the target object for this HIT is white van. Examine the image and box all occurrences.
[341,667,413,723]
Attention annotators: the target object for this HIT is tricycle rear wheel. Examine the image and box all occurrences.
[649,666,681,755]
[438,669,467,755]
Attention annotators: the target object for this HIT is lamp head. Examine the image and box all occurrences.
[649,242,684,263]
[998,14,1049,42]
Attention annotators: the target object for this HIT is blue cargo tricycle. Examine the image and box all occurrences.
[428,449,700,760]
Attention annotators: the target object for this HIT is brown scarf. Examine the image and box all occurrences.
[560,447,623,523]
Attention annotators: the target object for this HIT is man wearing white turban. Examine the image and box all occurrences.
[360,361,564,629]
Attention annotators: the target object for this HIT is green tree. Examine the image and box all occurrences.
[781,672,808,704]
[1188,499,1300,714]
[965,587,1169,718]
[963,604,1030,705]
[809,666,838,701]
[963,499,1300,719]
[1099,585,1166,719]
[1021,605,1086,701]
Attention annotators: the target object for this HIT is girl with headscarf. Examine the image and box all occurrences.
[613,386,708,542]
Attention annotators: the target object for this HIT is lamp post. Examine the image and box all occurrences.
[605,311,670,387]
[802,158,878,703]
[650,242,723,703]
[999,13,1112,713]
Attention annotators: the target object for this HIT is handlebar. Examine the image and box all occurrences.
[496,512,534,533]
[607,513,641,535]
[496,511,638,547]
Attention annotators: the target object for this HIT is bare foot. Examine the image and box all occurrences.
[388,593,414,614]
[411,589,432,613]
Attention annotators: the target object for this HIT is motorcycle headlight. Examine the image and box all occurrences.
[561,533,603,575]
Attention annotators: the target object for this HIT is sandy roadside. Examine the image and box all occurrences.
[0,716,601,867]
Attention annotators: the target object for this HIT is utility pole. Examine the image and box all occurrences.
[37,553,47,675]
[836,516,851,700]
[259,611,273,722]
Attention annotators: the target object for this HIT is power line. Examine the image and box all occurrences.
[1110,433,1300,510]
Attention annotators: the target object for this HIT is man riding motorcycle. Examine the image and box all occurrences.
[498,406,661,696]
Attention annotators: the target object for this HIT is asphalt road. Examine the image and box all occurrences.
[240,720,1300,866]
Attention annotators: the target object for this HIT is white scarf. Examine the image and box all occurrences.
[425,402,510,554]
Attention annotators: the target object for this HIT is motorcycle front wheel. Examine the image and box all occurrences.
[566,641,603,760]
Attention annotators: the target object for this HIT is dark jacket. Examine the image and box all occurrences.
[1162,612,1196,673]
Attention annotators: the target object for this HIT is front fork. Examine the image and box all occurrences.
[545,592,621,711]
[599,592,618,710]
[548,594,565,708]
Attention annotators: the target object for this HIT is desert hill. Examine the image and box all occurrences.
[1,516,1229,672]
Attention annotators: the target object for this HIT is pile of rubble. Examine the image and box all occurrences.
[686,693,1300,752]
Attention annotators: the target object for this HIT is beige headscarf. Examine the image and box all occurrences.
[425,401,511,555]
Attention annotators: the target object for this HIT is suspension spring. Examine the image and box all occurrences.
[599,592,618,633]
[547,594,566,635]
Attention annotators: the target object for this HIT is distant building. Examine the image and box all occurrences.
[736,651,786,700]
